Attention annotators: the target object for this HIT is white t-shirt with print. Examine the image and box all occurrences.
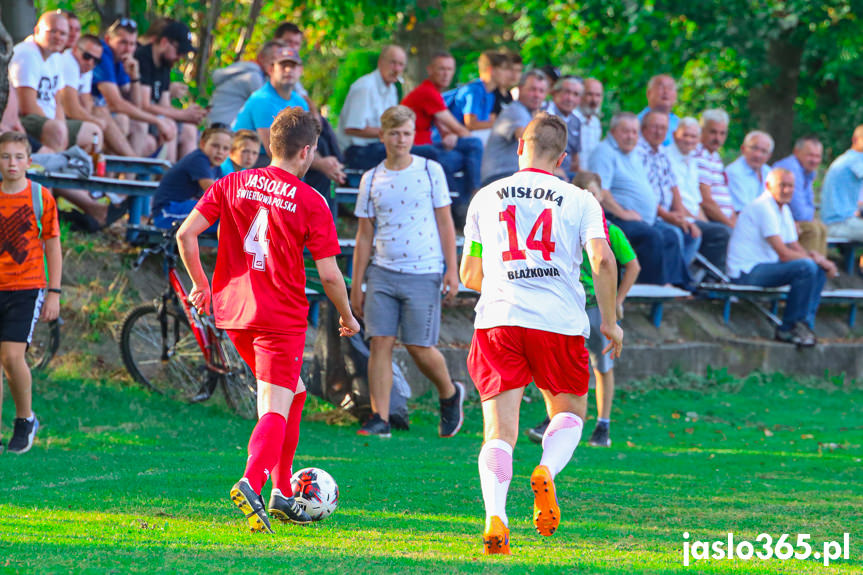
[9,38,66,118]
[464,168,607,337]
[355,155,452,274]
[727,191,799,278]
[60,50,92,95]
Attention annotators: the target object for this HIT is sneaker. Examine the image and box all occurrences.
[357,413,391,438]
[268,490,312,525]
[588,424,611,447]
[389,412,410,431]
[8,416,39,454]
[482,515,511,555]
[794,322,817,347]
[530,465,560,537]
[526,417,550,445]
[229,478,274,533]
[439,381,465,438]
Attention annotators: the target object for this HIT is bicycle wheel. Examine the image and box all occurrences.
[27,319,61,371]
[119,303,207,398]
[218,335,258,420]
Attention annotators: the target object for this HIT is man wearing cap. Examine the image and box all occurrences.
[232,45,309,159]
[134,18,206,161]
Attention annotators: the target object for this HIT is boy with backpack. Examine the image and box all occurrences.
[0,131,62,454]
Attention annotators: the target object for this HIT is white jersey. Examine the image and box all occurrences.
[464,168,607,337]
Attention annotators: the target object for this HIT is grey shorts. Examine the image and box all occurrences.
[20,115,84,145]
[364,264,442,347]
[586,306,614,373]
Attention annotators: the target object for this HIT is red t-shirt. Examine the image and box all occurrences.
[195,166,340,334]
[401,79,447,146]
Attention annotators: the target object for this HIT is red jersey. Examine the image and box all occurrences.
[401,79,447,146]
[195,166,340,334]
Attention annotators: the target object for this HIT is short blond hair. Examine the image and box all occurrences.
[522,112,567,160]
[380,105,416,133]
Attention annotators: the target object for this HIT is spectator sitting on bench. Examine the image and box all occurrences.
[693,109,736,228]
[773,136,828,255]
[821,124,863,242]
[447,50,508,143]
[726,168,837,347]
[726,130,773,213]
[220,129,260,175]
[208,40,285,128]
[541,75,583,178]
[151,125,231,230]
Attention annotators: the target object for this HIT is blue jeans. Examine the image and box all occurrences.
[433,136,483,203]
[655,219,701,266]
[607,216,691,287]
[695,220,731,271]
[734,259,826,330]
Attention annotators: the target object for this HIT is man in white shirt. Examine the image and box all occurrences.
[350,105,463,439]
[574,78,603,162]
[338,46,437,175]
[727,168,837,346]
[10,11,102,153]
[667,117,730,269]
[460,112,623,554]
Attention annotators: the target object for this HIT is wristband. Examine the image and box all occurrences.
[130,78,140,83]
[47,288,62,294]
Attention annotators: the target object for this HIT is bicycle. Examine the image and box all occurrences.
[27,317,62,371]
[118,226,258,419]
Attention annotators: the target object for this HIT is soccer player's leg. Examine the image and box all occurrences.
[468,326,532,554]
[269,376,312,525]
[527,330,590,537]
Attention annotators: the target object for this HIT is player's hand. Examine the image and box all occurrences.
[442,269,459,305]
[350,286,364,320]
[188,283,211,315]
[600,322,623,359]
[339,314,360,337]
[156,117,177,142]
[441,133,458,150]
[40,292,60,321]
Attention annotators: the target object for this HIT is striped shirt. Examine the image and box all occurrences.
[693,143,734,219]
[637,139,677,210]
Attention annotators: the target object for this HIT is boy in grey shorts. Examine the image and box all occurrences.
[527,171,641,447]
[350,105,465,438]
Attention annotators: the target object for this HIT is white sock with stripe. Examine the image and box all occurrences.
[478,438,513,530]
[540,412,584,478]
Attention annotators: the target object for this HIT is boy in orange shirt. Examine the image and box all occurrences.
[0,132,62,454]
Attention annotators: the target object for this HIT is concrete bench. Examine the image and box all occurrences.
[626,284,692,327]
[827,237,863,275]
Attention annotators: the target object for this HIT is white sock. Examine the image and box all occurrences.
[540,412,584,478]
[478,439,513,529]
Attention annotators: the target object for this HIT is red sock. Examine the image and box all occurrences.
[272,391,306,493]
[243,412,287,493]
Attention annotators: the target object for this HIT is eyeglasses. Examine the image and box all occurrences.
[108,17,138,34]
[82,51,101,64]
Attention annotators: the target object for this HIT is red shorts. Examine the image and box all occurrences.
[225,329,305,391]
[467,326,590,401]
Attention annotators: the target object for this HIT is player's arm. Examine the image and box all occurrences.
[459,242,483,292]
[586,237,623,358]
[177,210,214,313]
[315,256,360,337]
[41,235,62,321]
[434,205,460,303]
[350,217,375,319]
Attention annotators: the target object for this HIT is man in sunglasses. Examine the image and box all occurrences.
[92,18,177,157]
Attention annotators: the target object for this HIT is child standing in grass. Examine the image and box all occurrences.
[0,132,62,454]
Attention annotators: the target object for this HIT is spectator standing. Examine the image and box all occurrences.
[638,74,679,146]
[574,78,604,162]
[589,112,690,287]
[272,21,309,97]
[481,69,549,186]
[821,125,863,241]
[208,41,285,127]
[220,129,261,175]
[773,136,828,255]
[0,132,62,454]
[350,106,464,439]
[693,109,736,228]
[541,76,583,177]
[727,168,837,346]
[726,130,773,213]
[667,117,731,269]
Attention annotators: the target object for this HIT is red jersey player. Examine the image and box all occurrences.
[177,108,360,533]
[459,113,623,553]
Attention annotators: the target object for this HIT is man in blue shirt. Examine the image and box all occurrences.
[821,125,863,241]
[448,51,506,137]
[726,130,773,213]
[773,136,827,254]
[589,112,690,287]
[637,75,679,147]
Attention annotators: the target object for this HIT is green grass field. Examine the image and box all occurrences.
[1,370,861,574]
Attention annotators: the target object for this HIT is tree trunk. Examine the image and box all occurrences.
[94,0,130,32]
[0,0,36,44]
[748,31,804,159]
[233,0,263,63]
[194,0,221,98]
[0,17,13,119]
[396,0,445,90]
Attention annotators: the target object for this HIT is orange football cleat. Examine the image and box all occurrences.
[483,515,511,555]
[531,465,560,536]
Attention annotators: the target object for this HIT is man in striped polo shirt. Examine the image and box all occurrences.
[693,109,735,229]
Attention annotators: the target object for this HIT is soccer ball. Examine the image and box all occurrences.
[290,467,339,521]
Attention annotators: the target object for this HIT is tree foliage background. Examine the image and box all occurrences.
[24,0,863,161]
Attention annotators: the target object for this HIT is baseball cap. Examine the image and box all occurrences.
[161,20,195,54]
[273,46,302,65]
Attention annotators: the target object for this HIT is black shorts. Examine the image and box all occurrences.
[0,289,44,344]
